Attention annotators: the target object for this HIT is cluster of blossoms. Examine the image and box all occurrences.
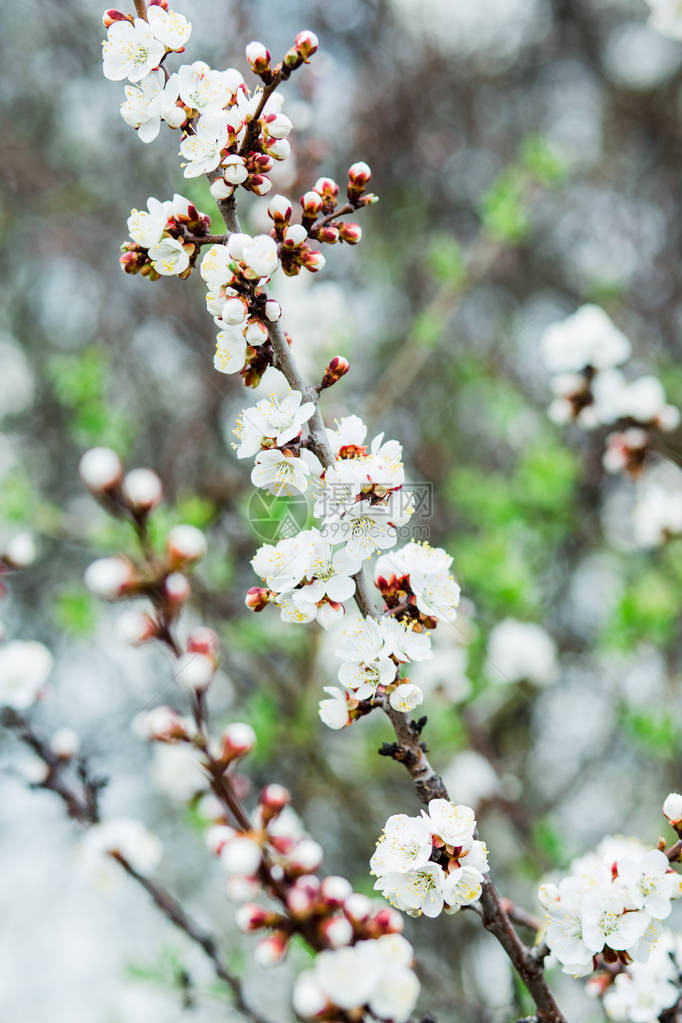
[121,193,212,279]
[598,930,682,1022]
[541,305,680,476]
[539,797,682,986]
[79,448,214,668]
[371,800,490,919]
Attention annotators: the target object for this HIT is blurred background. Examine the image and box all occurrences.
[1,0,682,1020]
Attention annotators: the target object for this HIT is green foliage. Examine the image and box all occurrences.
[413,307,446,349]
[520,135,566,186]
[480,168,529,243]
[426,234,467,287]
[53,585,99,636]
[0,471,60,531]
[621,707,680,759]
[47,347,134,451]
[532,818,568,869]
[603,569,679,650]
[515,441,580,516]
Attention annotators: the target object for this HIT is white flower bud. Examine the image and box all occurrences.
[322,915,353,948]
[222,297,248,326]
[210,177,234,200]
[221,154,248,185]
[245,40,270,65]
[343,892,372,923]
[264,300,281,322]
[664,792,682,823]
[290,839,323,873]
[79,447,123,492]
[84,557,133,599]
[268,138,291,161]
[165,572,191,604]
[320,875,353,906]
[167,524,207,565]
[117,608,155,646]
[4,532,37,568]
[175,652,215,692]
[244,319,269,346]
[206,824,236,856]
[50,727,80,759]
[225,876,261,902]
[254,932,287,965]
[284,224,308,246]
[268,194,292,220]
[221,836,262,877]
[348,160,371,183]
[122,468,163,511]
[389,683,424,713]
[222,721,256,757]
[292,970,327,1019]
[264,112,293,140]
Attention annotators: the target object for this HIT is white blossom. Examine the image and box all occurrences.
[388,681,424,712]
[214,327,246,374]
[336,616,396,698]
[176,61,241,113]
[486,618,557,686]
[148,236,190,276]
[102,18,165,83]
[146,6,192,51]
[370,813,433,876]
[127,196,169,248]
[234,390,315,457]
[318,686,350,729]
[121,70,185,143]
[180,111,229,176]
[82,818,162,879]
[0,640,53,710]
[251,448,321,497]
[540,305,631,373]
[242,235,279,279]
[423,799,476,847]
[375,861,446,918]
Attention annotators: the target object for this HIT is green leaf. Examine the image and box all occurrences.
[54,585,99,636]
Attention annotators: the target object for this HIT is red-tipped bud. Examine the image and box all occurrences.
[320,875,353,908]
[268,194,292,225]
[221,722,257,761]
[245,41,271,75]
[84,557,136,600]
[117,608,159,646]
[313,177,339,200]
[343,892,372,924]
[254,931,289,966]
[320,356,350,390]
[287,839,324,875]
[164,572,191,611]
[248,174,272,197]
[300,248,326,273]
[175,651,214,693]
[206,825,237,856]
[339,222,362,245]
[300,190,324,218]
[287,875,321,917]
[316,225,339,244]
[167,524,207,568]
[283,224,308,248]
[133,705,191,742]
[320,915,353,948]
[368,906,404,936]
[246,586,272,611]
[187,626,219,663]
[348,161,372,188]
[259,783,291,824]
[265,299,282,322]
[122,468,163,513]
[235,904,281,933]
[295,30,319,59]
[79,447,123,493]
[50,728,80,760]
[103,9,133,27]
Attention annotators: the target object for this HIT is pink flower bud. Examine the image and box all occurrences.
[264,300,281,323]
[313,177,339,199]
[369,906,404,936]
[320,875,353,908]
[321,915,353,948]
[175,652,215,693]
[187,626,219,662]
[122,468,163,512]
[259,783,291,814]
[245,41,271,73]
[79,447,123,492]
[167,524,207,567]
[348,161,372,186]
[248,174,272,197]
[50,727,80,759]
[300,190,323,217]
[133,705,190,742]
[245,586,272,611]
[222,721,256,760]
[320,356,350,390]
[339,222,362,245]
[103,9,133,27]
[294,30,319,59]
[287,875,320,917]
[84,557,135,600]
[254,931,288,966]
[301,248,326,273]
[235,903,274,933]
